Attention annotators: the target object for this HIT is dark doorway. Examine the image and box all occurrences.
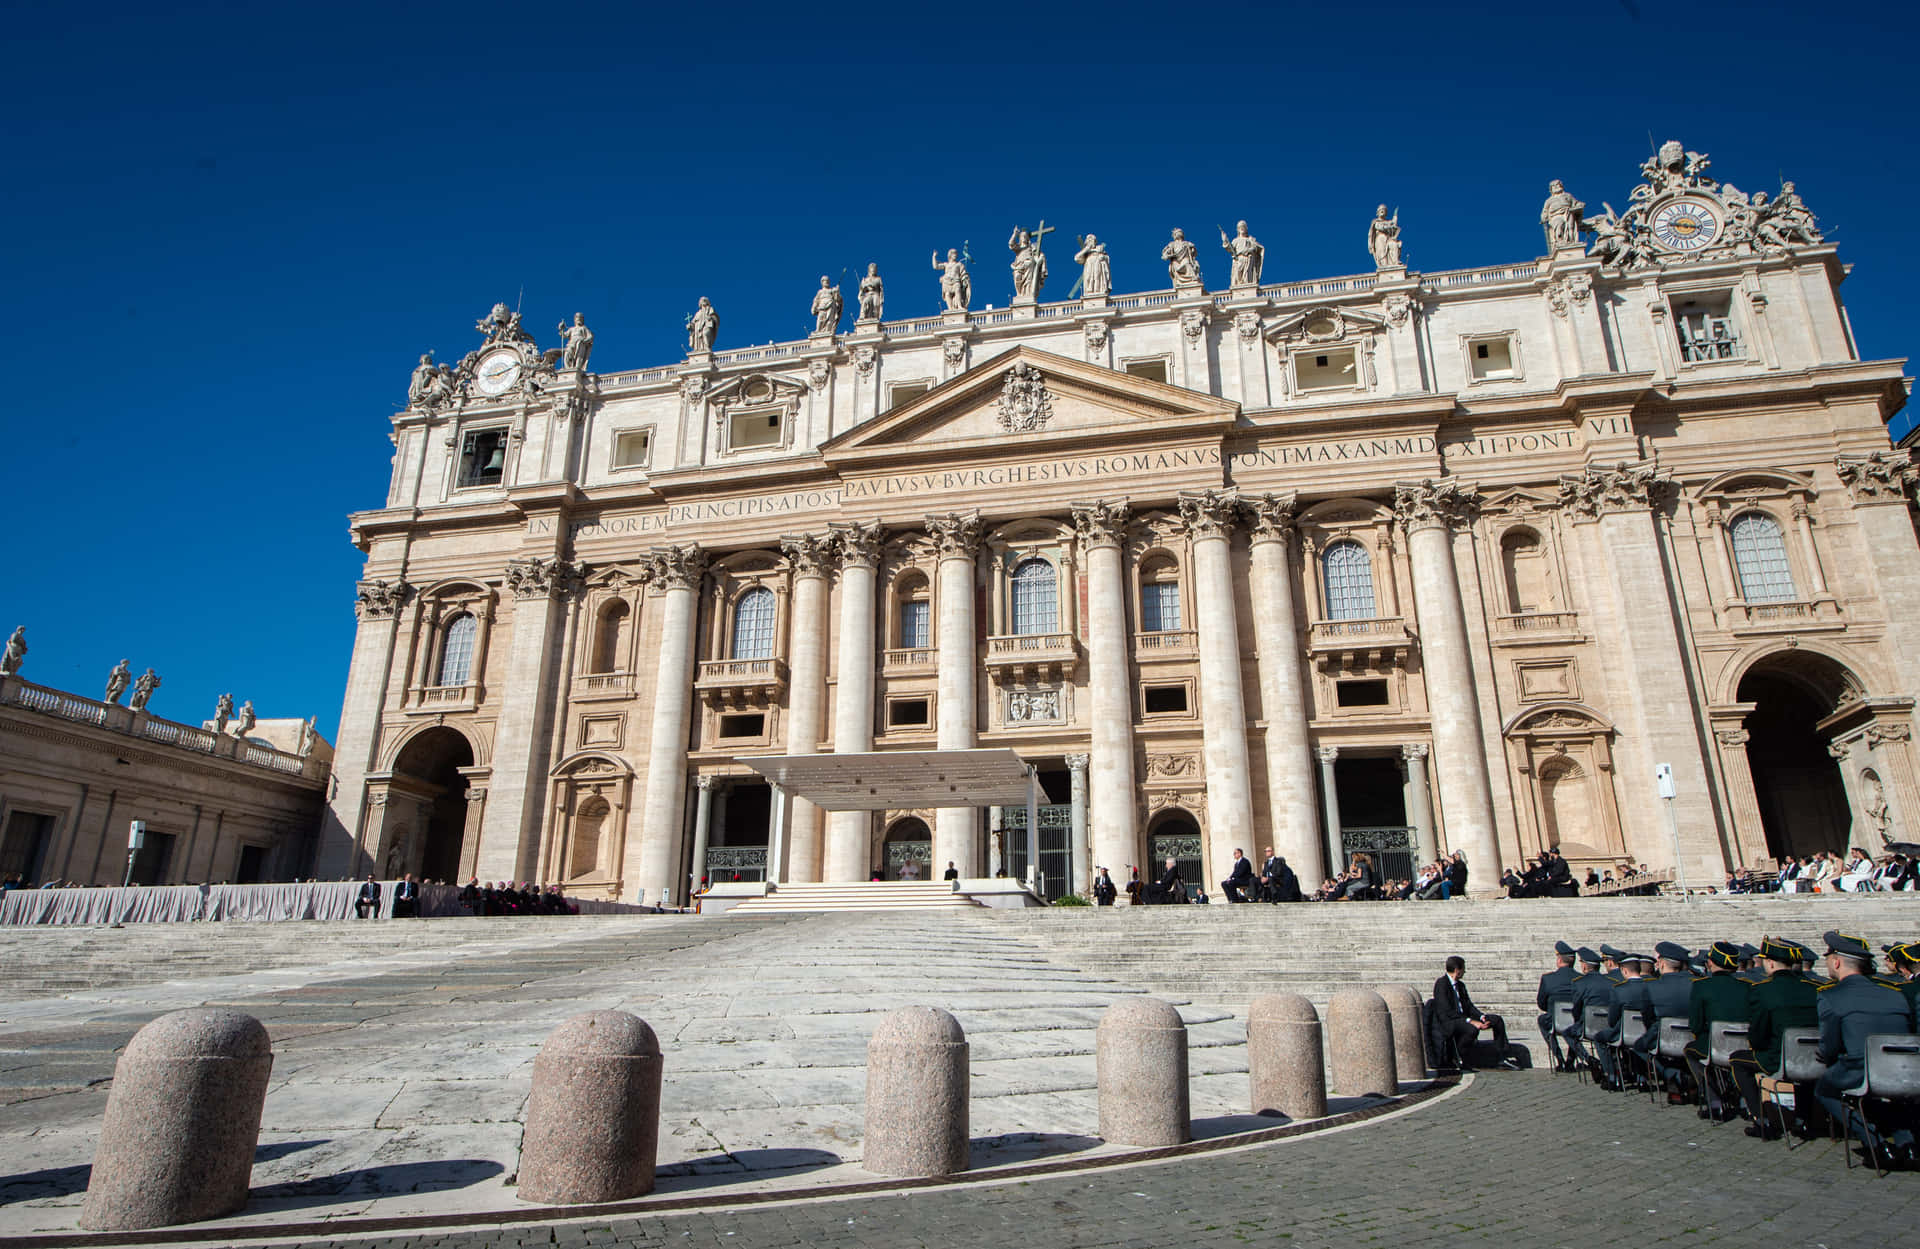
[883,817,931,880]
[0,811,55,884]
[392,728,474,884]
[235,844,267,884]
[713,780,770,881]
[1334,754,1414,883]
[1738,670,1851,859]
[1148,813,1203,899]
[1003,767,1072,899]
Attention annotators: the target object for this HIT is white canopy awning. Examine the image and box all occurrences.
[737,748,1033,810]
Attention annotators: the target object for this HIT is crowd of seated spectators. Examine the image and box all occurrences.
[455,877,578,916]
[1728,848,1917,895]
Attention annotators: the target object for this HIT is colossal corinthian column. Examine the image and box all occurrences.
[633,544,706,906]
[1178,490,1256,862]
[927,512,983,877]
[779,533,837,883]
[824,521,882,881]
[1243,493,1322,881]
[1071,499,1137,886]
[1393,480,1499,884]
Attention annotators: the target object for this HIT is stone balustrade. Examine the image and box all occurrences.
[0,676,319,780]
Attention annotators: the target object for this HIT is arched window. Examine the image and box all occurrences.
[896,577,930,649]
[438,613,477,686]
[1010,558,1059,635]
[731,587,777,659]
[1500,529,1549,613]
[569,795,608,878]
[592,600,630,673]
[1729,512,1797,603]
[1139,556,1182,632]
[1321,540,1376,620]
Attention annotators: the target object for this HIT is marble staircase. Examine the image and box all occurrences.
[721,880,985,914]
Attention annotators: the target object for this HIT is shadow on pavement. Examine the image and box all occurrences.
[655,1148,843,1190]
[252,1158,504,1205]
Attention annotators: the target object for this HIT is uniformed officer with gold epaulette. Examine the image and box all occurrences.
[1813,930,1917,1165]
[1730,936,1820,1139]
[1685,941,1750,1120]
[1882,942,1920,1013]
[1599,944,1629,985]
[1735,943,1767,984]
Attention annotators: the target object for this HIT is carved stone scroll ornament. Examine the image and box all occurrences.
[1177,488,1240,540]
[1383,293,1415,327]
[1866,723,1914,748]
[1180,309,1208,341]
[830,520,885,568]
[854,346,877,378]
[504,557,583,601]
[781,533,838,578]
[1084,320,1109,356]
[1070,498,1131,549]
[1835,451,1918,504]
[807,359,832,392]
[1555,462,1673,520]
[355,579,412,620]
[942,337,968,373]
[1234,311,1262,342]
[997,363,1053,433]
[644,544,708,592]
[1392,479,1480,532]
[924,512,982,560]
[1241,491,1298,543]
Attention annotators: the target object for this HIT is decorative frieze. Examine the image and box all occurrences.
[1177,488,1239,540]
[1070,498,1131,549]
[1835,451,1917,504]
[1556,462,1672,520]
[1392,478,1480,531]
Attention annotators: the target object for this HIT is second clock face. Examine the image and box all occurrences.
[476,350,521,396]
[1651,198,1720,253]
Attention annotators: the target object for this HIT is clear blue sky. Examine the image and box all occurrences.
[6,1,1914,742]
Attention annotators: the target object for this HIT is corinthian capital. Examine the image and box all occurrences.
[1393,478,1480,531]
[924,511,982,559]
[1555,461,1672,520]
[1177,488,1239,540]
[780,532,838,578]
[644,544,708,591]
[354,579,412,620]
[828,520,884,568]
[1835,451,1918,504]
[1240,491,1299,543]
[1070,498,1131,549]
[503,557,582,601]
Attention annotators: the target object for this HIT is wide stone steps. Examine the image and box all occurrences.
[724,881,985,914]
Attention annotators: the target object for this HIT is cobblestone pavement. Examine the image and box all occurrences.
[236,1073,1918,1249]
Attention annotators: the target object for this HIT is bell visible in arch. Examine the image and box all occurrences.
[483,443,505,473]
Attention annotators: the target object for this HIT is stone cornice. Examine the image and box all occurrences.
[1070,499,1131,549]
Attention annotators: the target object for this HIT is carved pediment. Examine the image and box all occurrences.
[820,346,1238,463]
[707,372,809,410]
[1264,305,1388,345]
[1480,485,1557,515]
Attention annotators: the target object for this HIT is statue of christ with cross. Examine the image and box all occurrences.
[1008,220,1053,302]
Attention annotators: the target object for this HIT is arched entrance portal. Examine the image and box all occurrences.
[391,728,474,884]
[1147,811,1202,900]
[1736,653,1855,860]
[883,817,932,880]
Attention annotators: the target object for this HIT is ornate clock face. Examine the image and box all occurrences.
[1650,198,1720,253]
[475,350,521,396]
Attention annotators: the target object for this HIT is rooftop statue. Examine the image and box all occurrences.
[1367,205,1403,269]
[857,263,884,321]
[1638,138,1713,195]
[129,668,160,713]
[1162,228,1202,291]
[236,699,256,739]
[475,302,531,345]
[811,276,843,335]
[1073,234,1111,298]
[105,659,131,705]
[1221,220,1264,287]
[1008,222,1052,301]
[0,626,24,678]
[932,247,971,312]
[214,692,234,735]
[557,313,594,371]
[688,297,719,353]
[1541,180,1585,248]
[407,352,437,408]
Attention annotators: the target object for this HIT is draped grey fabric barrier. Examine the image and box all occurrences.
[0,881,651,925]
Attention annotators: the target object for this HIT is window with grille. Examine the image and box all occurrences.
[1141,580,1182,632]
[898,598,930,649]
[438,614,477,685]
[1010,558,1058,635]
[731,588,777,659]
[1322,540,1377,620]
[1729,512,1797,603]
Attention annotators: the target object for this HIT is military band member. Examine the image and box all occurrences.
[1814,930,1918,1165]
[1536,940,1580,1071]
[1731,936,1821,1139]
[1685,941,1750,1120]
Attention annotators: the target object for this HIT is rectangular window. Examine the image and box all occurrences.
[730,409,783,450]
[1295,348,1358,391]
[1123,359,1169,383]
[889,698,931,727]
[1335,679,1391,708]
[1673,293,1741,363]
[457,429,507,488]
[612,429,652,469]
[1468,336,1517,380]
[718,713,766,739]
[899,600,930,649]
[1143,684,1189,715]
[1140,581,1182,632]
[887,381,932,410]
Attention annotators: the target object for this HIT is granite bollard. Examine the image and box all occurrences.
[80,1008,274,1230]
[1247,993,1327,1119]
[863,1006,969,1176]
[1326,988,1397,1099]
[1376,984,1431,1086]
[1096,997,1190,1146]
[518,1011,663,1204]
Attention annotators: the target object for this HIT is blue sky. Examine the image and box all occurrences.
[5,0,1914,741]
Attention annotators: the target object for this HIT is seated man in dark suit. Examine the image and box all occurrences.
[1262,851,1302,903]
[354,873,382,919]
[392,873,420,918]
[458,877,481,912]
[1221,848,1255,903]
[1145,857,1185,905]
[1432,954,1517,1071]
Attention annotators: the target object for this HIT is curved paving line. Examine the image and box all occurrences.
[7,1076,1463,1248]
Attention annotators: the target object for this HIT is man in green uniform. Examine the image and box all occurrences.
[1685,941,1750,1121]
[1536,940,1580,1072]
[1881,942,1920,1012]
[1814,930,1917,1166]
[1731,936,1821,1139]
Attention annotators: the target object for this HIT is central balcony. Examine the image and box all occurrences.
[573,671,635,700]
[407,682,479,714]
[695,657,787,710]
[1307,616,1412,670]
[985,632,1079,683]
[882,646,937,675]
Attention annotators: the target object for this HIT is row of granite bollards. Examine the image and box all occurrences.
[77,987,1430,1230]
